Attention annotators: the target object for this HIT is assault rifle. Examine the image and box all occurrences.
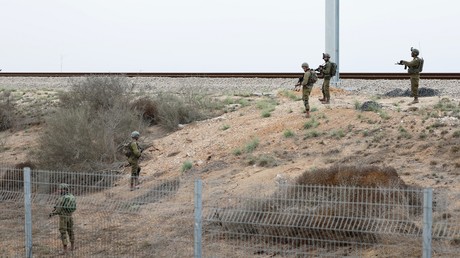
[395,60,407,70]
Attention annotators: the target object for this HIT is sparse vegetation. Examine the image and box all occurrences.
[221,124,230,131]
[303,117,320,129]
[283,129,294,138]
[0,90,15,131]
[181,160,193,172]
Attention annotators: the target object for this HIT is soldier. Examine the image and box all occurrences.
[318,53,333,104]
[398,48,423,104]
[49,183,76,255]
[127,131,142,191]
[294,62,316,118]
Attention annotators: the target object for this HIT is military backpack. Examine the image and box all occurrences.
[62,194,77,213]
[308,71,318,84]
[330,62,337,77]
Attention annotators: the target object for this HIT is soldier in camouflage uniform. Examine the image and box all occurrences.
[399,48,422,104]
[49,183,76,255]
[294,62,315,118]
[318,53,332,104]
[128,131,142,191]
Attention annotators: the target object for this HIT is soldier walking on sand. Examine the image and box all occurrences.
[294,62,316,118]
[397,48,423,104]
[127,131,143,191]
[49,183,76,255]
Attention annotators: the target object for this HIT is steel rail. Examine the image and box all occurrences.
[0,72,459,80]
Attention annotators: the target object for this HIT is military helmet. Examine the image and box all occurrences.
[411,47,419,56]
[301,62,309,68]
[323,53,331,59]
[131,131,140,139]
[58,183,69,190]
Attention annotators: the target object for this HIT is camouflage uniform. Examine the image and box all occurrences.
[321,61,332,103]
[301,70,315,112]
[128,140,142,190]
[402,57,422,101]
[50,185,76,253]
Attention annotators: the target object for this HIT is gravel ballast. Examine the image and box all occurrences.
[0,77,459,98]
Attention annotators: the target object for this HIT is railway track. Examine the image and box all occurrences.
[0,72,459,80]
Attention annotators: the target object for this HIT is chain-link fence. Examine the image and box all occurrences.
[1,167,459,257]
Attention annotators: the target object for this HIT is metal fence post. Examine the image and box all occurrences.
[23,167,33,258]
[423,188,433,258]
[194,179,203,258]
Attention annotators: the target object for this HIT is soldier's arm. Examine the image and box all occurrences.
[322,62,331,75]
[300,72,310,86]
[402,58,419,68]
[131,142,141,158]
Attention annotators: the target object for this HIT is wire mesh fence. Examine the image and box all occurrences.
[0,167,195,257]
[1,166,460,257]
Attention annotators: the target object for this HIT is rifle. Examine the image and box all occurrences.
[395,61,407,70]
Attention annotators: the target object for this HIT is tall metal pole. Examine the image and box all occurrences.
[326,0,340,85]
[24,167,33,258]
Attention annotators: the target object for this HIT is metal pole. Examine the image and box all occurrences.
[23,167,33,258]
[194,179,203,258]
[422,188,433,258]
[325,0,340,85]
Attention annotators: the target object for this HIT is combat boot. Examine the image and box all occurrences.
[305,110,310,118]
[321,98,330,104]
[318,96,326,102]
[70,241,75,251]
[411,97,419,104]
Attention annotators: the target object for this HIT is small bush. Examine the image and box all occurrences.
[0,90,15,131]
[453,130,460,138]
[304,130,321,139]
[221,124,230,130]
[131,97,157,125]
[261,110,272,118]
[244,138,259,153]
[153,92,223,131]
[283,129,294,138]
[181,160,193,172]
[303,118,320,129]
[246,154,278,167]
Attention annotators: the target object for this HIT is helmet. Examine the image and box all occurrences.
[58,183,69,190]
[411,48,419,56]
[323,53,331,59]
[131,131,140,139]
[301,62,309,68]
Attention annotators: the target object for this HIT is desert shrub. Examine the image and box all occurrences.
[303,118,320,129]
[36,103,143,171]
[212,165,422,250]
[36,76,145,171]
[0,90,15,131]
[283,129,294,138]
[246,154,278,167]
[131,97,157,125]
[152,92,223,131]
[59,76,133,110]
[244,138,259,153]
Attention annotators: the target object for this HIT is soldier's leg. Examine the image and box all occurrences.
[68,217,75,250]
[410,76,420,103]
[303,87,312,118]
[319,80,326,101]
[130,161,139,190]
[59,216,69,254]
[323,78,331,103]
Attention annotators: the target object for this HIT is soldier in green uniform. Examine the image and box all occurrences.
[399,48,422,104]
[128,131,142,191]
[49,183,76,255]
[294,62,315,118]
[318,53,332,104]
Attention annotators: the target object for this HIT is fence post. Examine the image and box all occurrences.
[423,188,433,258]
[23,167,33,258]
[194,179,203,258]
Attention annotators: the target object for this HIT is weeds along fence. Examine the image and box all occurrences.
[0,167,459,257]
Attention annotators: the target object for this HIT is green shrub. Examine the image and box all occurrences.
[245,138,260,153]
[181,160,193,172]
[283,129,295,138]
[303,118,320,129]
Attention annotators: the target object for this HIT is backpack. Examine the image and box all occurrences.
[63,194,77,213]
[123,142,133,157]
[308,71,318,84]
[330,62,337,77]
[418,57,424,72]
